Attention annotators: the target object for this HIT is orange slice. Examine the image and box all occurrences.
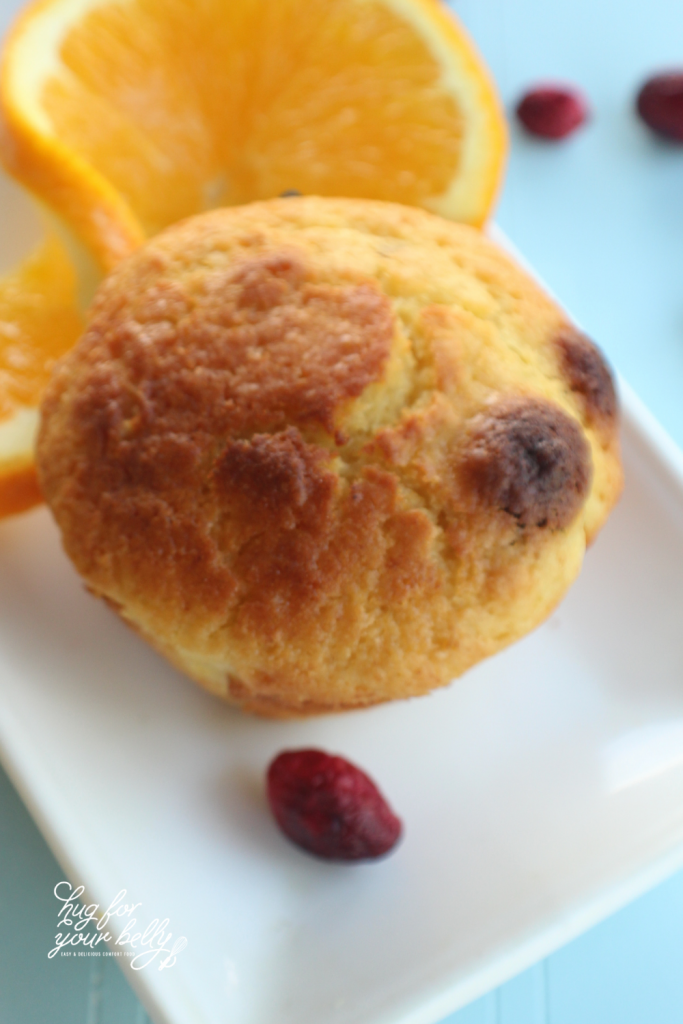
[0,0,507,272]
[0,230,83,516]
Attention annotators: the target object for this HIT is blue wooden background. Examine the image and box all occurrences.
[2,0,683,1020]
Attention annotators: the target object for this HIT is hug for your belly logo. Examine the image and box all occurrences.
[48,882,187,970]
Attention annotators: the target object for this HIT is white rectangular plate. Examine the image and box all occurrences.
[2,193,683,1024]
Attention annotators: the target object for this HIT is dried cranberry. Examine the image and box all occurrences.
[636,72,683,141]
[516,86,588,140]
[266,749,402,861]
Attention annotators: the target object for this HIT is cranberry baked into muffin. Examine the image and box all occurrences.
[37,197,622,716]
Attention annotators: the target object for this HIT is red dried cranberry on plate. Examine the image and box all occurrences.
[266,748,402,861]
[636,72,683,141]
[516,85,588,140]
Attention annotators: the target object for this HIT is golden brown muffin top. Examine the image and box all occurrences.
[37,198,620,701]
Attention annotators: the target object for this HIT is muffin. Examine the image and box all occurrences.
[37,197,622,716]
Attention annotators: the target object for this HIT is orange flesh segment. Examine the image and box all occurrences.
[43,0,466,237]
[0,234,83,420]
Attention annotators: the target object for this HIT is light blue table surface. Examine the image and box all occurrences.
[2,0,683,1021]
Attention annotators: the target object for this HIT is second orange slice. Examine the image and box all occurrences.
[0,229,83,516]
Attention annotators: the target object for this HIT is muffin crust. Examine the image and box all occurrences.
[37,198,622,715]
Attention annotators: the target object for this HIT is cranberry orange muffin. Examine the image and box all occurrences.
[37,197,622,716]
